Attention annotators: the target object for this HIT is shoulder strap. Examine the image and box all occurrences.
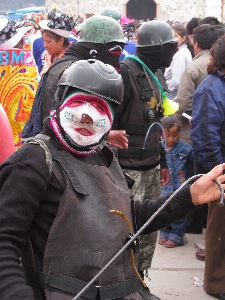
[121,59,154,101]
[120,58,137,71]
[26,135,88,195]
[25,134,53,176]
[45,56,78,74]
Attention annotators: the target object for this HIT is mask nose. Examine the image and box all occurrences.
[80,113,93,124]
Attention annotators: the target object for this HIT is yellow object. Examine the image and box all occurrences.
[52,3,57,10]
[150,96,157,108]
[124,55,179,116]
[109,209,147,288]
[161,97,179,116]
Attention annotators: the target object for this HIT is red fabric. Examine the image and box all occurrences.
[0,105,15,163]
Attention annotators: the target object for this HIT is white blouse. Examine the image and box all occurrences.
[164,43,192,92]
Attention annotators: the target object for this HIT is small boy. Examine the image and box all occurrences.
[158,115,194,248]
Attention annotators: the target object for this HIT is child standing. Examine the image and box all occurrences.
[158,115,193,248]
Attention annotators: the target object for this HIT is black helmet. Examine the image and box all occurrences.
[137,20,177,47]
[55,59,124,107]
[78,15,125,44]
[101,6,121,23]
[47,4,63,20]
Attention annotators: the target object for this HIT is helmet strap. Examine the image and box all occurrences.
[53,85,70,109]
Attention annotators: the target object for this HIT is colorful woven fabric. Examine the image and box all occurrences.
[0,49,38,148]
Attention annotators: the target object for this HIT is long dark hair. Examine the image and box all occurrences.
[207,35,225,74]
[172,25,194,57]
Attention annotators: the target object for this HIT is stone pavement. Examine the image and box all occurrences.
[144,230,215,300]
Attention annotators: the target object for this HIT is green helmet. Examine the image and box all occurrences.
[137,20,178,47]
[101,6,121,23]
[56,59,124,107]
[78,15,125,44]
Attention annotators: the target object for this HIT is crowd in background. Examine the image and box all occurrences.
[1,4,225,300]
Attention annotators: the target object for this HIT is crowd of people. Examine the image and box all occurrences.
[0,4,225,300]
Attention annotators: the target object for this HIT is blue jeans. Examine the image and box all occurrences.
[159,216,187,245]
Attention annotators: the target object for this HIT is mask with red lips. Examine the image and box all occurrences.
[50,91,114,155]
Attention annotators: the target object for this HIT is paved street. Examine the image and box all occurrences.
[144,230,214,300]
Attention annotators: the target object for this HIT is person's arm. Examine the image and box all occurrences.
[159,145,170,186]
[166,52,187,91]
[135,163,225,234]
[191,79,225,171]
[160,168,170,186]
[110,63,132,149]
[31,37,45,75]
[174,66,198,120]
[110,64,132,149]
[112,63,131,129]
[0,145,51,300]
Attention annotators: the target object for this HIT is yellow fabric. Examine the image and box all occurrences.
[0,49,38,149]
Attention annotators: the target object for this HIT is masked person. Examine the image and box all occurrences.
[112,20,178,283]
[100,5,136,60]
[0,59,224,300]
[22,15,128,150]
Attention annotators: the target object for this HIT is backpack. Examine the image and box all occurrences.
[22,57,77,139]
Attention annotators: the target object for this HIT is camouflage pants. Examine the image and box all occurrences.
[124,168,161,271]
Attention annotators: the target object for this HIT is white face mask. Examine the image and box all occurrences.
[59,93,112,147]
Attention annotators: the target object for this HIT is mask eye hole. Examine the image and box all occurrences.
[67,99,85,107]
[89,49,98,57]
[108,45,123,56]
[90,101,106,114]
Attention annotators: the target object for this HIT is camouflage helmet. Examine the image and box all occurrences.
[56,59,124,107]
[101,6,121,23]
[78,15,126,44]
[137,20,177,47]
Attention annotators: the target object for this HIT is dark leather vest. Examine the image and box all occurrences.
[22,140,142,300]
[118,59,163,168]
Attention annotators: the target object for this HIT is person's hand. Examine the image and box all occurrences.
[160,168,170,186]
[107,130,128,150]
[190,164,225,206]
